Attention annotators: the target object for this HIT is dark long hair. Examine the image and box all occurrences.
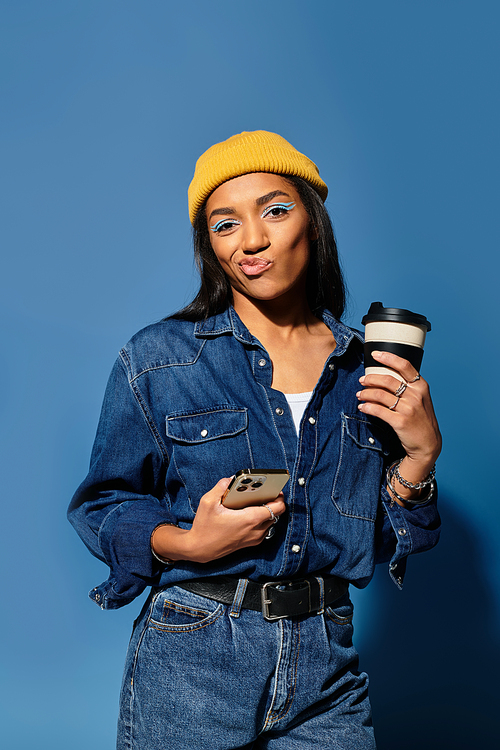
[171,175,346,321]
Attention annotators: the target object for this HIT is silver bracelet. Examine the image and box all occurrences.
[391,458,435,490]
[151,523,177,565]
[387,461,435,506]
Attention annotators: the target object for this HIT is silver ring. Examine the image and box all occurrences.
[408,373,420,383]
[389,396,400,411]
[263,504,278,524]
[394,381,407,397]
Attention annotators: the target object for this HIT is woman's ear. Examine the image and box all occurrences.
[309,223,319,242]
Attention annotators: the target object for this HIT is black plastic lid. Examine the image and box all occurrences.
[361,302,431,331]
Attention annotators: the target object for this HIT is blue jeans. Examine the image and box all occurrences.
[117,581,376,749]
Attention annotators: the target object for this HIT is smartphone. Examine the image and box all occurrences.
[221,469,290,510]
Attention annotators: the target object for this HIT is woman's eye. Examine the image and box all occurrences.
[209,219,241,234]
[261,201,296,219]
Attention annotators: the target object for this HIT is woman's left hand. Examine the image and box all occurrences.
[356,350,442,485]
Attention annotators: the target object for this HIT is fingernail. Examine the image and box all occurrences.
[356,391,362,398]
[359,376,365,384]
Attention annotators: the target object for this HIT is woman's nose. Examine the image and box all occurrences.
[241,219,270,253]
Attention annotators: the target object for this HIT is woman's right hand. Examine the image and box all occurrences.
[151,477,287,564]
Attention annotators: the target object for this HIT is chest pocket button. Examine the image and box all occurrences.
[166,407,248,443]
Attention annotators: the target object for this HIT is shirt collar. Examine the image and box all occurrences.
[194,307,256,345]
[194,307,363,355]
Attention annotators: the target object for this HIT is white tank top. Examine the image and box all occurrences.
[284,392,313,434]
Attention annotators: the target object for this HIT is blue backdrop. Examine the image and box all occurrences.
[1,2,499,747]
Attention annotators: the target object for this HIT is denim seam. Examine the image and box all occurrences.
[161,601,210,621]
[263,620,301,728]
[262,621,285,729]
[126,596,156,747]
[331,415,378,522]
[229,578,249,618]
[273,620,301,723]
[120,349,170,463]
[166,430,246,444]
[125,339,207,383]
[343,414,386,452]
[325,606,354,624]
[256,372,291,578]
[299,408,320,566]
[167,405,247,418]
[148,604,225,633]
[170,452,196,515]
[244,430,255,471]
[280,420,305,576]
[258,364,290,471]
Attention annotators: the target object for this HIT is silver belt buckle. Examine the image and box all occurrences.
[261,580,291,621]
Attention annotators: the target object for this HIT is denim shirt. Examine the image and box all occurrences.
[68,308,440,609]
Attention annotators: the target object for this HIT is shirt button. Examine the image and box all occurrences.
[200,429,208,437]
[368,437,375,444]
[398,528,407,536]
[329,363,335,371]
[291,544,301,553]
[258,358,266,367]
[298,477,306,487]
[308,417,316,425]
[275,407,284,416]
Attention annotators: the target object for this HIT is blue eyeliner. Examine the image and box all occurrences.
[261,201,296,217]
[210,201,296,233]
[209,219,241,233]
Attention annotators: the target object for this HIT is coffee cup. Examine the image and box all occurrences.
[361,302,431,382]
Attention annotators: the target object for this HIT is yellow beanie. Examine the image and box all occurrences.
[188,130,328,224]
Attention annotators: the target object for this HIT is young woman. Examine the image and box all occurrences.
[69,130,441,749]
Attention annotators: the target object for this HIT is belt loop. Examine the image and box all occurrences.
[229,578,248,618]
[315,576,325,615]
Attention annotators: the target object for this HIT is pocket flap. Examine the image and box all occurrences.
[166,407,248,444]
[342,414,388,453]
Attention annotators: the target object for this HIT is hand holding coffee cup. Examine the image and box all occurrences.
[357,302,441,507]
[361,302,431,383]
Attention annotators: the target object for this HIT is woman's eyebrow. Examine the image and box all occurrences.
[255,190,291,206]
[208,206,235,221]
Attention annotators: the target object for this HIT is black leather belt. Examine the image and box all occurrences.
[178,574,348,621]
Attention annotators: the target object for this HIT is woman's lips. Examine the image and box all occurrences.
[238,258,272,276]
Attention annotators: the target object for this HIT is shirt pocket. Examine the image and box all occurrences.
[331,413,389,522]
[166,406,252,511]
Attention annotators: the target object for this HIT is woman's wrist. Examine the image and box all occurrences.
[386,456,436,506]
[397,456,434,495]
[151,523,191,563]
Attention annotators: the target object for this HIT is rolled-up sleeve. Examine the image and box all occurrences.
[375,484,441,589]
[68,357,176,609]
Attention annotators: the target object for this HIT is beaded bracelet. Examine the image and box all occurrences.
[387,460,435,506]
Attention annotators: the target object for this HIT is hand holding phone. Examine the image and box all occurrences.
[221,469,289,510]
